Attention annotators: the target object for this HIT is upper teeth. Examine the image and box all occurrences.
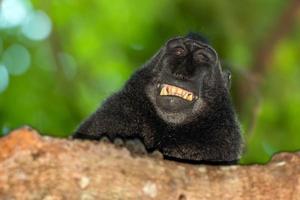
[159,84,196,101]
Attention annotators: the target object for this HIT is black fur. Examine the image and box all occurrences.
[73,33,243,163]
[186,32,210,44]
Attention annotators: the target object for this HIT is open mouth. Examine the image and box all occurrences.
[159,84,198,101]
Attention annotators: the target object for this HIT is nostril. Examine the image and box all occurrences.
[173,73,187,80]
[171,62,195,80]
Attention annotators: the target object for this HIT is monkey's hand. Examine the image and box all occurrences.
[100,136,163,159]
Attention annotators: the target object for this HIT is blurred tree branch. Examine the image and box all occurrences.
[237,0,300,136]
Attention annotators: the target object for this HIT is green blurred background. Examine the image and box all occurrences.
[1,0,300,164]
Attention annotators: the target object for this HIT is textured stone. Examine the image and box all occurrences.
[0,127,299,200]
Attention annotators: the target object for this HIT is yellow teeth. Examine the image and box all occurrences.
[159,84,196,101]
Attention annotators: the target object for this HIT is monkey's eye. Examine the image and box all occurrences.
[194,50,212,64]
[174,47,185,56]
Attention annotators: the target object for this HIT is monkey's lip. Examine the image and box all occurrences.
[158,83,198,101]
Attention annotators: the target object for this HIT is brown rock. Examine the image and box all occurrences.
[0,127,299,200]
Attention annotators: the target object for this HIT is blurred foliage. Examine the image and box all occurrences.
[0,0,300,164]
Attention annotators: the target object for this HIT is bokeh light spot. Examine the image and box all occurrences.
[0,65,9,93]
[0,0,31,28]
[2,44,31,75]
[1,126,10,136]
[21,10,52,41]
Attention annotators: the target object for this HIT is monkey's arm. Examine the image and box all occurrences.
[72,92,158,154]
[73,93,140,139]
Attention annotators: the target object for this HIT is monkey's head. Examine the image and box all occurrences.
[146,33,231,125]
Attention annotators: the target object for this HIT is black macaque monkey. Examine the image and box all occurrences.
[73,33,243,164]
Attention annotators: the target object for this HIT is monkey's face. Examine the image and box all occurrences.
[146,36,226,125]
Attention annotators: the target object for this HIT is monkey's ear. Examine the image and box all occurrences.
[222,70,231,89]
